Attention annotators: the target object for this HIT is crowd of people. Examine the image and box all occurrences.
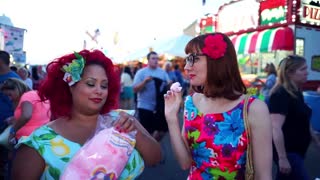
[0,31,319,180]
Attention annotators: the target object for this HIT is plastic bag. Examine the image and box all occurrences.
[61,110,136,180]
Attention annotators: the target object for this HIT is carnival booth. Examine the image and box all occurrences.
[200,0,320,89]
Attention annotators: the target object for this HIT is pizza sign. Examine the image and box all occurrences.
[301,0,320,24]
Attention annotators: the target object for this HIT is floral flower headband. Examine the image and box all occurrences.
[61,52,85,86]
[202,34,227,60]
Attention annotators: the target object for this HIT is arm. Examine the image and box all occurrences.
[254,78,265,86]
[12,101,33,132]
[164,90,192,170]
[271,114,286,159]
[270,113,291,174]
[248,99,273,180]
[12,145,45,180]
[167,117,192,170]
[268,87,292,174]
[133,76,152,93]
[134,122,162,166]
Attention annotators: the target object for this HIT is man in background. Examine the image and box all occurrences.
[133,51,170,141]
[0,50,20,84]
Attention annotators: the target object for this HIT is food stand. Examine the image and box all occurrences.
[199,0,320,89]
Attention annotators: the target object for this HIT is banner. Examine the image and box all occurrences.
[0,24,26,62]
[216,0,260,33]
[259,0,286,25]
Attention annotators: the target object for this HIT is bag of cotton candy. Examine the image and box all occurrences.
[60,110,137,180]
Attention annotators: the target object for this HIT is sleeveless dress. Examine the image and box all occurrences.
[17,125,144,180]
[183,95,255,180]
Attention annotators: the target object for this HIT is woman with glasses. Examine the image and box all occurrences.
[269,55,311,180]
[164,33,272,179]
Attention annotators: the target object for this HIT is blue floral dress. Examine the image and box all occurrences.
[183,95,254,180]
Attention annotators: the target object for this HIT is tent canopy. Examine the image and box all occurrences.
[124,34,193,61]
[230,27,294,54]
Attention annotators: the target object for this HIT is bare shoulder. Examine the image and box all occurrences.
[249,98,269,112]
[247,98,270,126]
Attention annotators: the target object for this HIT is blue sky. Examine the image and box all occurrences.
[0,0,231,64]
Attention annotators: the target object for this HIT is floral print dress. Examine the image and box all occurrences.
[17,125,144,180]
[184,95,254,180]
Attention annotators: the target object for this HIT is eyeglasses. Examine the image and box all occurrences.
[185,53,206,67]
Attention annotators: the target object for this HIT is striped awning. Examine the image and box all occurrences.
[230,27,294,54]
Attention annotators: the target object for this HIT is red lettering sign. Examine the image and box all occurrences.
[302,5,320,22]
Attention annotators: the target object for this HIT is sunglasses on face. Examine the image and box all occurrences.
[185,53,206,67]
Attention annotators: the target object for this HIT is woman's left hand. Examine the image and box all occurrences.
[113,112,138,133]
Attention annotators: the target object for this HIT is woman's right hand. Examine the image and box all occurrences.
[278,157,291,174]
[164,90,182,124]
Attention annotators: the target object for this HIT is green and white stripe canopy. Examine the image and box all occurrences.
[229,26,294,54]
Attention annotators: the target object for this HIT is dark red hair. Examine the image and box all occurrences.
[185,33,246,100]
[38,49,120,119]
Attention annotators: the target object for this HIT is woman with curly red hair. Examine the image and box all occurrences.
[164,33,272,179]
[12,49,161,179]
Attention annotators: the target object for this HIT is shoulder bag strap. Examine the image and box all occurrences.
[243,95,254,179]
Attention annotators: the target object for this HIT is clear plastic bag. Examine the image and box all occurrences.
[61,110,136,180]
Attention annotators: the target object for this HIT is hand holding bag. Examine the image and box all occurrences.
[243,95,255,180]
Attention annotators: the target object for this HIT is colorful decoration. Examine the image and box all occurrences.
[61,52,85,86]
[202,34,227,60]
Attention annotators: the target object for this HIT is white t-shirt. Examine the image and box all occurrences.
[121,73,133,87]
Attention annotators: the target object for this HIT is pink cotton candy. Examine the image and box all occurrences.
[170,82,182,92]
[61,127,136,180]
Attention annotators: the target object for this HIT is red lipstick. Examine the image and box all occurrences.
[90,98,102,103]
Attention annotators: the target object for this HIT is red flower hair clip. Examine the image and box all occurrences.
[202,34,227,60]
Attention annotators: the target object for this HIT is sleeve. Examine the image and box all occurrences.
[19,91,38,104]
[265,74,276,89]
[16,129,41,151]
[268,88,289,115]
[132,70,144,87]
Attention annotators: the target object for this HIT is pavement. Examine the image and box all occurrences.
[137,133,188,180]
[137,130,320,180]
